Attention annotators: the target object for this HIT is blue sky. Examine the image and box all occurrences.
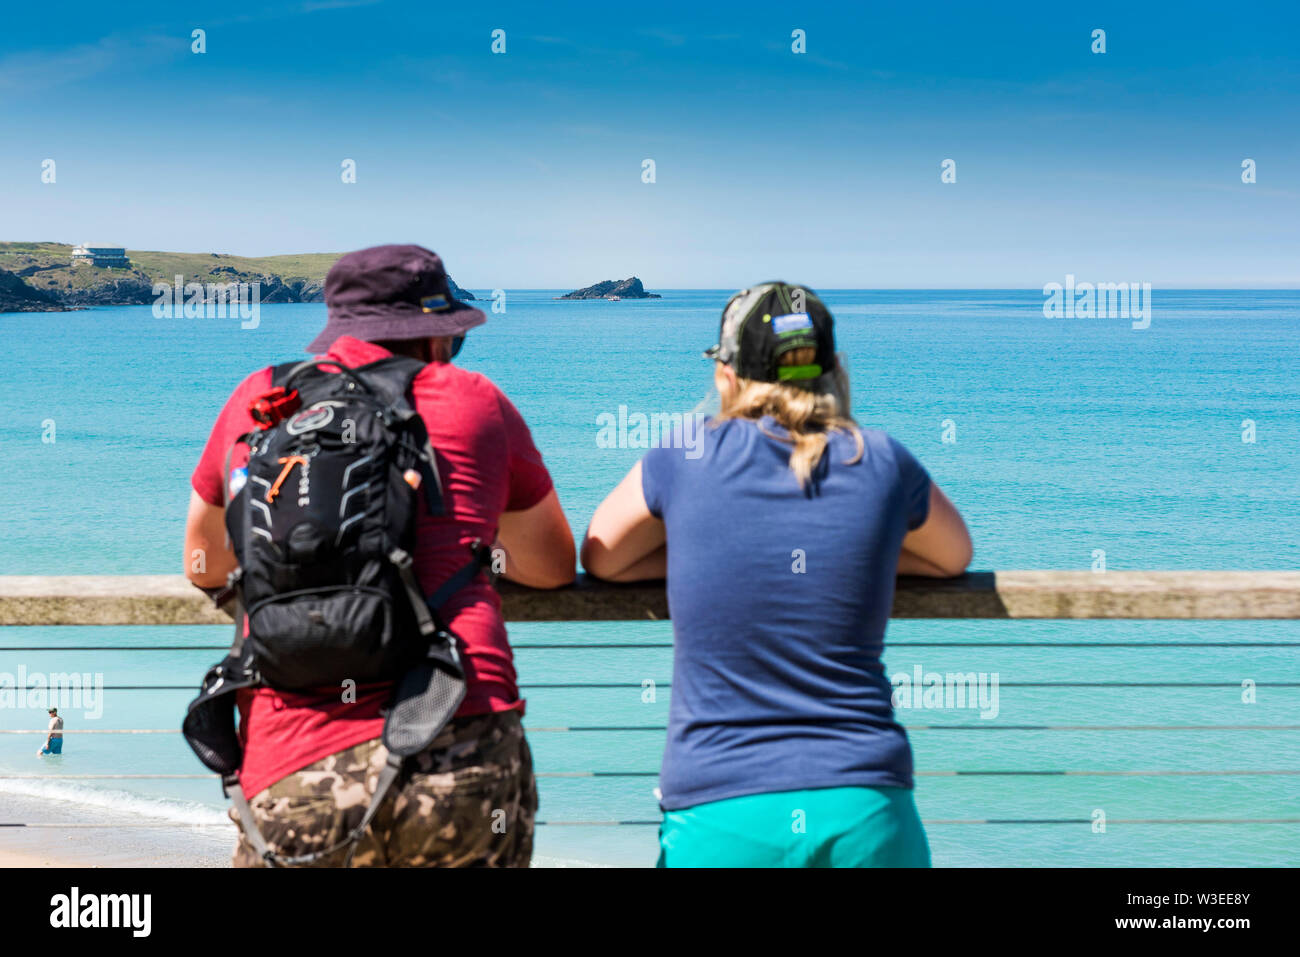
[1,0,1297,287]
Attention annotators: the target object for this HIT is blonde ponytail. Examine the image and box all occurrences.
[714,347,863,487]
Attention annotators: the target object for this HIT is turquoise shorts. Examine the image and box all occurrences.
[658,786,931,868]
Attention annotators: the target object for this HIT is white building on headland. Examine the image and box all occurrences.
[71,244,130,268]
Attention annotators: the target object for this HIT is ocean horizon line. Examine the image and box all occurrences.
[452,286,1300,292]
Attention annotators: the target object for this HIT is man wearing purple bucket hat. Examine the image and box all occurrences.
[305,243,487,354]
[184,244,575,867]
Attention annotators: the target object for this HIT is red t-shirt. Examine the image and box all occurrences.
[191,336,555,795]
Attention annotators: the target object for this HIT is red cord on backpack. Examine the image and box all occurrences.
[249,387,301,429]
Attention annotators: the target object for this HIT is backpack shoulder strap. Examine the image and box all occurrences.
[269,361,300,388]
[356,356,448,517]
[353,355,426,407]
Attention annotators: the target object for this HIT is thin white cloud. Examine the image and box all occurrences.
[0,0,384,97]
[0,34,177,94]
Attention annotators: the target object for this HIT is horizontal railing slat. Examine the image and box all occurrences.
[0,571,1298,624]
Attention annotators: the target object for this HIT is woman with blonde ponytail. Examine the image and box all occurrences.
[583,283,972,867]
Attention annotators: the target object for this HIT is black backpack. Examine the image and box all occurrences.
[182,356,491,867]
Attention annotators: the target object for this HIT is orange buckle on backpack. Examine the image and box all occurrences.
[250,387,301,429]
[266,455,309,504]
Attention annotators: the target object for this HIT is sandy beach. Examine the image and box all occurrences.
[0,790,619,867]
[0,791,232,868]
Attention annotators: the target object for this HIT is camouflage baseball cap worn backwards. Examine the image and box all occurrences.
[705,281,837,383]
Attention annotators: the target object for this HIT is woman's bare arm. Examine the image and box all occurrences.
[597,543,666,582]
[899,484,973,577]
[897,547,958,577]
[581,462,667,581]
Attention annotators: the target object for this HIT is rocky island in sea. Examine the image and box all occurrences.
[557,277,661,300]
[0,242,475,313]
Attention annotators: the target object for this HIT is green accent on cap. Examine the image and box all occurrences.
[777,363,823,381]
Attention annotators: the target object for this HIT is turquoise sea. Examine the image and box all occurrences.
[1,290,1298,866]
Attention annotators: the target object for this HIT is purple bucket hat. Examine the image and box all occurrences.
[306,244,486,353]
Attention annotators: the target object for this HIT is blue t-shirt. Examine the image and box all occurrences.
[641,415,932,811]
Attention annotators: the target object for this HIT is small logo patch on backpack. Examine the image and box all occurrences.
[286,404,336,435]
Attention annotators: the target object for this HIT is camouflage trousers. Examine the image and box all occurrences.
[231,710,537,868]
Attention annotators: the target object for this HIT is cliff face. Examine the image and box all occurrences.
[57,277,159,307]
[558,277,661,299]
[250,275,327,303]
[0,269,61,312]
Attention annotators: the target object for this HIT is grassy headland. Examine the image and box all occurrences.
[0,243,473,311]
